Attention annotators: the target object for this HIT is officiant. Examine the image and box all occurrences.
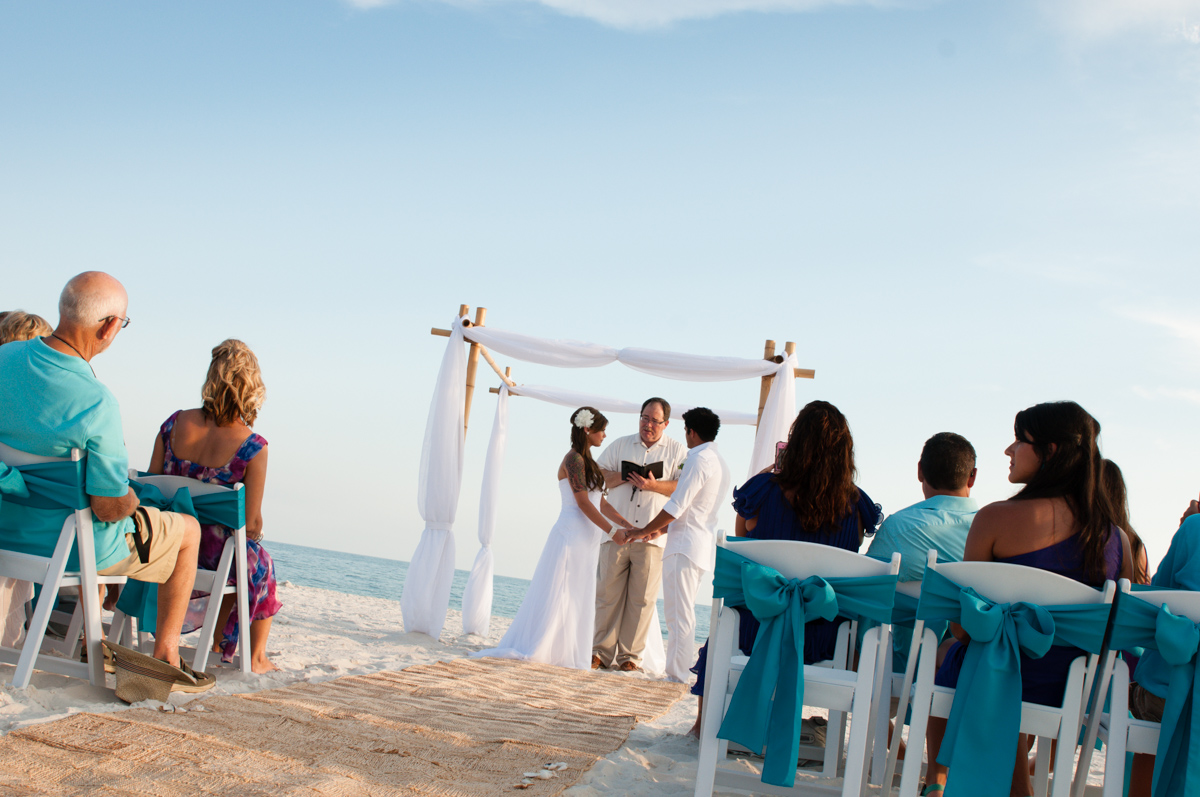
[591,397,688,672]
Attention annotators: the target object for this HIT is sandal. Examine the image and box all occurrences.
[172,660,216,694]
[921,784,946,796]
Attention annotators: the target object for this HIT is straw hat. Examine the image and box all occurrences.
[102,641,216,703]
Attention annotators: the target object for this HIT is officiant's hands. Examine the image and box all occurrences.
[626,471,657,491]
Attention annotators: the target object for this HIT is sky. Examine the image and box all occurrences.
[2,0,1199,597]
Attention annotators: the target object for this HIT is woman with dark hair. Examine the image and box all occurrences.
[686,400,881,733]
[922,401,1133,797]
[474,407,635,670]
[1102,459,1149,585]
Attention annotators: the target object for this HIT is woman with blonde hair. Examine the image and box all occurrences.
[0,310,52,345]
[148,339,280,673]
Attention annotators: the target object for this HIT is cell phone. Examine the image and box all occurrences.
[775,441,787,472]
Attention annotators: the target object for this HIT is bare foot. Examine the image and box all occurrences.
[251,657,280,674]
[686,720,701,739]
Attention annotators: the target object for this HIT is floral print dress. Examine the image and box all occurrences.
[159,410,281,662]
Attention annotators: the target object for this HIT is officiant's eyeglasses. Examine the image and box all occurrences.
[639,415,666,427]
[101,315,132,329]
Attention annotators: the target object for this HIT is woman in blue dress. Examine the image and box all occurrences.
[922,401,1133,796]
[687,400,881,735]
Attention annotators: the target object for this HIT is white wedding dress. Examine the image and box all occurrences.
[474,479,606,669]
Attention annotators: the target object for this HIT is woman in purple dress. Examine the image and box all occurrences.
[687,400,881,735]
[148,339,281,673]
[922,401,1133,797]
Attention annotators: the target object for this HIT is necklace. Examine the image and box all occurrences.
[50,335,96,378]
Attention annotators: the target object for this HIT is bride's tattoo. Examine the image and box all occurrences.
[566,452,588,493]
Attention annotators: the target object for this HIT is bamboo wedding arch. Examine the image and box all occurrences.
[401,304,816,641]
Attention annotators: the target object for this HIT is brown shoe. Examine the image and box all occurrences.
[618,661,641,672]
[591,655,604,670]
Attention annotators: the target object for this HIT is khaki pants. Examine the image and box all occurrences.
[593,541,664,667]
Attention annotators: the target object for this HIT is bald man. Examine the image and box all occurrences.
[0,272,212,691]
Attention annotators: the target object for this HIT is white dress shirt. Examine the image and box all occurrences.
[660,441,731,571]
[597,433,688,548]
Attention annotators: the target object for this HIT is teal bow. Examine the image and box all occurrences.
[0,463,31,509]
[114,479,245,633]
[713,543,896,787]
[916,568,1111,797]
[1110,591,1200,797]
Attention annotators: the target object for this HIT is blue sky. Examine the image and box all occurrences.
[2,0,1198,589]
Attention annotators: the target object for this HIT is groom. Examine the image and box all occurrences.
[625,407,730,683]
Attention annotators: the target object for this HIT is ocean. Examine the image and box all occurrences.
[270,540,711,642]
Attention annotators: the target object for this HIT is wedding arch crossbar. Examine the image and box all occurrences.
[400,310,814,640]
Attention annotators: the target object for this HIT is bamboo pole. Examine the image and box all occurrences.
[463,307,486,433]
[489,367,513,394]
[756,339,777,428]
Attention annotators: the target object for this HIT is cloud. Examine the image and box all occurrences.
[340,0,926,29]
[973,252,1130,290]
[1037,0,1200,43]
[1119,306,1200,349]
[1133,385,1200,405]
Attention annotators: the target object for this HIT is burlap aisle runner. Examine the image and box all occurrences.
[0,657,686,796]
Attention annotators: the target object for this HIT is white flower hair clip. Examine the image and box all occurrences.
[574,409,595,429]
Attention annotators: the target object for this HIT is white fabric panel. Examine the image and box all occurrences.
[401,316,468,639]
[461,385,509,637]
[463,326,619,369]
[747,354,798,477]
[465,325,781,384]
[508,384,758,427]
[617,347,776,382]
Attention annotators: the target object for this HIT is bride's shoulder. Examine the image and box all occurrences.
[561,449,583,464]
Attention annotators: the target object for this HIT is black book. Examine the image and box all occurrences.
[621,460,664,481]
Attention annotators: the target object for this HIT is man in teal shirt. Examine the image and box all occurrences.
[0,272,206,681]
[868,432,978,670]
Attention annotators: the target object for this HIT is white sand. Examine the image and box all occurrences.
[0,582,1109,795]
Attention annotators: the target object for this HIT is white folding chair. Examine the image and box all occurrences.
[1094,588,1200,797]
[0,442,125,688]
[109,472,250,674]
[900,552,1117,797]
[694,538,901,797]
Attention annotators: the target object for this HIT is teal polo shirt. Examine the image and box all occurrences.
[1134,515,1200,698]
[867,494,978,582]
[0,338,133,571]
[867,493,978,670]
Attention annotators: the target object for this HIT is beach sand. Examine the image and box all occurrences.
[0,582,1108,795]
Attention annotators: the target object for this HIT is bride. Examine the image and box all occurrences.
[475,407,634,669]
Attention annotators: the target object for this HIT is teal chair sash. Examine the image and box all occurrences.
[915,568,1112,797]
[0,460,88,513]
[0,459,90,570]
[114,478,244,634]
[1107,589,1200,797]
[712,543,897,787]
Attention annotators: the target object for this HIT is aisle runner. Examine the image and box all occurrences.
[0,658,686,795]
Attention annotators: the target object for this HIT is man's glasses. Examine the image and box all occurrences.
[102,316,132,329]
[639,415,666,427]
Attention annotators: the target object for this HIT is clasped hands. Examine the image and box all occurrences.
[612,525,663,545]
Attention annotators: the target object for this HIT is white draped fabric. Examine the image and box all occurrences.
[460,385,508,637]
[400,316,467,639]
[463,326,780,382]
[409,318,801,646]
[747,353,798,477]
[507,383,758,426]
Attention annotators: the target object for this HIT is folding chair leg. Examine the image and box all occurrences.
[193,537,237,673]
[1033,736,1051,797]
[898,628,939,797]
[843,629,881,797]
[234,532,251,674]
